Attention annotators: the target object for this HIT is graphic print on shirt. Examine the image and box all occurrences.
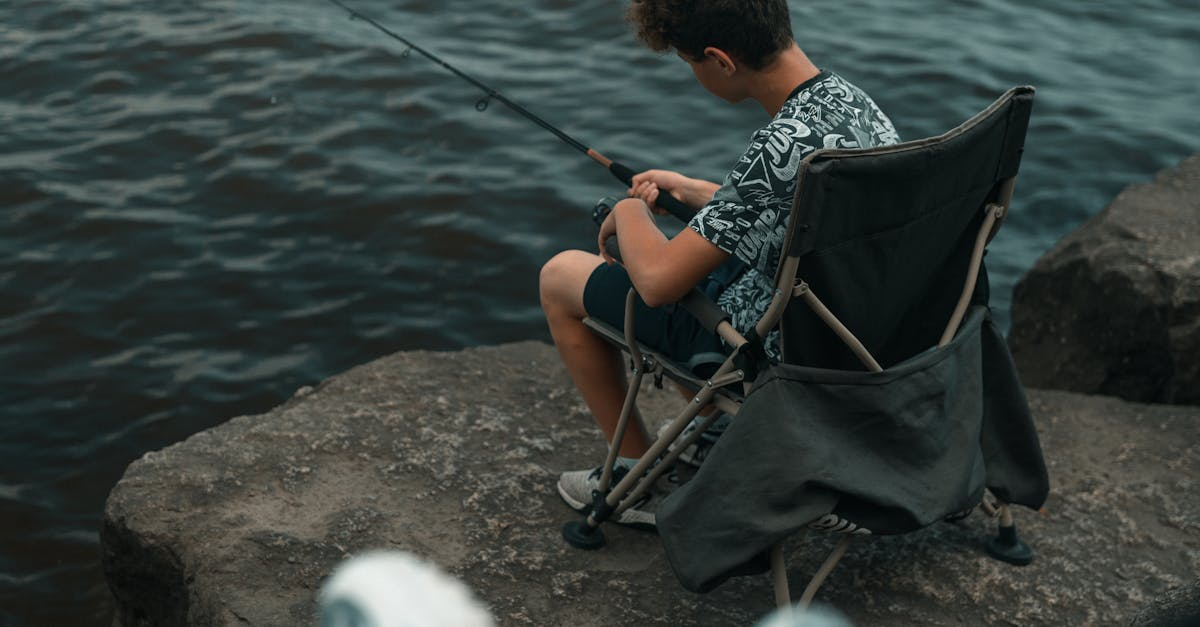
[688,71,900,360]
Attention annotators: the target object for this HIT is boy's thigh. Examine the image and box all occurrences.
[583,262,727,377]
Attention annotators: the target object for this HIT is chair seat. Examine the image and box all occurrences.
[582,316,744,403]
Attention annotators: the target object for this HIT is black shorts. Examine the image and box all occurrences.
[583,261,730,378]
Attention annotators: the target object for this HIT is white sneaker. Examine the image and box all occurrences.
[556,466,656,531]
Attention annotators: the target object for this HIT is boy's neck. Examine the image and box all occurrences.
[746,44,821,116]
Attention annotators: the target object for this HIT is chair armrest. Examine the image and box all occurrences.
[678,288,730,334]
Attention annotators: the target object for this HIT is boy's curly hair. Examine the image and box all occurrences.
[627,0,794,70]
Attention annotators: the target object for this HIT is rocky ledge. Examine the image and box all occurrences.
[102,341,1199,626]
[1009,155,1200,405]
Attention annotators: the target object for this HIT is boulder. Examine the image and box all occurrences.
[102,342,1200,626]
[1009,155,1200,404]
[1129,578,1200,627]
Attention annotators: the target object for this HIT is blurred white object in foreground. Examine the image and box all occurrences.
[318,551,495,627]
[755,604,856,627]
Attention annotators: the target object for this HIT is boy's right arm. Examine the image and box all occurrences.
[629,170,721,214]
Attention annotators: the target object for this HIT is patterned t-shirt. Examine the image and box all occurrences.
[688,71,900,360]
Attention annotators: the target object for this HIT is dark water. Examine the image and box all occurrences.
[1,0,1196,623]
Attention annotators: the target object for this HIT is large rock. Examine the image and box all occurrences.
[102,342,1200,626]
[1130,578,1200,627]
[1009,155,1200,404]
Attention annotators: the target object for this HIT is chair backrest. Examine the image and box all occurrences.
[775,86,1035,370]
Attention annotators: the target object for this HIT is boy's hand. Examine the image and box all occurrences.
[630,169,690,216]
[597,205,620,265]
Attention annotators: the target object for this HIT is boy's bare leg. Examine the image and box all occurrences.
[540,249,651,458]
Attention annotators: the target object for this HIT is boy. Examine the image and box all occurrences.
[539,0,900,529]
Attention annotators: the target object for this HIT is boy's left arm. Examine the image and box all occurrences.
[598,198,728,308]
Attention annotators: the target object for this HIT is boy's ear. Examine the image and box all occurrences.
[702,46,738,75]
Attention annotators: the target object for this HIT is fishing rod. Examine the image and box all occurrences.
[323,0,696,223]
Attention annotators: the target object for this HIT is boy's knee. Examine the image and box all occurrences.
[538,250,574,296]
[539,250,594,311]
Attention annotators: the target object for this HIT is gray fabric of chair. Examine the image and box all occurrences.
[660,307,1009,592]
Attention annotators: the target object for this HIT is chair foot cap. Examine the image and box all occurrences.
[986,524,1034,565]
[562,520,606,550]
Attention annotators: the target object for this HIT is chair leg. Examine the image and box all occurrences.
[798,535,854,610]
[614,407,720,515]
[563,361,648,551]
[985,502,1034,565]
[595,366,646,495]
[605,369,743,518]
[561,515,606,550]
[566,360,713,546]
[770,542,791,609]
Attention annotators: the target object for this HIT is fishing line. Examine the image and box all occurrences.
[323,0,695,222]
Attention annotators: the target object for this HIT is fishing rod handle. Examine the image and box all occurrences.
[608,161,697,224]
[591,197,624,263]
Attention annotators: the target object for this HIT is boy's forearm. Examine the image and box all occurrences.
[612,200,670,302]
[611,199,718,307]
[604,193,729,307]
[613,200,666,265]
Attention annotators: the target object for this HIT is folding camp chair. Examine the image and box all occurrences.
[561,86,1050,609]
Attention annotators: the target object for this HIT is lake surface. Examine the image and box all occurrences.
[1,0,1197,623]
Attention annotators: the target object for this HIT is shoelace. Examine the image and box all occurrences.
[588,464,629,485]
[589,465,654,509]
